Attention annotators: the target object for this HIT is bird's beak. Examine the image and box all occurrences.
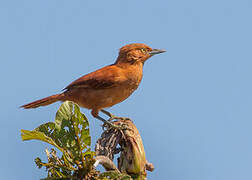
[149,49,166,56]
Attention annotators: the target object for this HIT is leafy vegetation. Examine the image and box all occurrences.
[21,101,97,179]
[21,101,133,179]
[21,101,153,179]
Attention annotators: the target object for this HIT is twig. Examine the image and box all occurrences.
[94,155,119,172]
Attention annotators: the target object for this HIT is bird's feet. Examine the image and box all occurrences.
[103,121,130,131]
[94,109,132,130]
[100,109,132,122]
[96,116,129,131]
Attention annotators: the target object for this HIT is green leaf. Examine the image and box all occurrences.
[80,129,91,147]
[21,101,96,179]
[21,129,63,152]
[52,101,91,155]
[55,101,73,131]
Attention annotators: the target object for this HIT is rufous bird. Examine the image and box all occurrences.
[21,43,166,125]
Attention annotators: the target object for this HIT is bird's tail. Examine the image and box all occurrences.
[20,93,64,109]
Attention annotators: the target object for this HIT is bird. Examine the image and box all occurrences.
[21,43,166,125]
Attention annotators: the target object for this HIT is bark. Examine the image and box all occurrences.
[95,119,154,179]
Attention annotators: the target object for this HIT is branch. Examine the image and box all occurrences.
[95,119,154,179]
[94,155,119,172]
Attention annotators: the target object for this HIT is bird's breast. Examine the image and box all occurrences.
[66,63,143,110]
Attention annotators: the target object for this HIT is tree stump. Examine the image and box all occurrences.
[95,119,154,179]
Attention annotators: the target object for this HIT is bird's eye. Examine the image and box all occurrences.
[140,48,147,54]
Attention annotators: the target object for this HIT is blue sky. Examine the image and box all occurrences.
[1,0,252,179]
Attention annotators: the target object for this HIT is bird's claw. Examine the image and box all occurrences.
[100,109,131,122]
[99,109,132,130]
[102,121,130,131]
[108,116,132,122]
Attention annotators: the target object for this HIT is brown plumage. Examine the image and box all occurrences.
[21,43,165,119]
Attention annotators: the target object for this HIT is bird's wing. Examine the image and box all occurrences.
[64,65,124,90]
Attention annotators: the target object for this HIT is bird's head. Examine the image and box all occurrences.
[115,43,166,65]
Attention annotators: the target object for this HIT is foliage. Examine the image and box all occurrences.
[21,101,141,179]
[21,101,96,179]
